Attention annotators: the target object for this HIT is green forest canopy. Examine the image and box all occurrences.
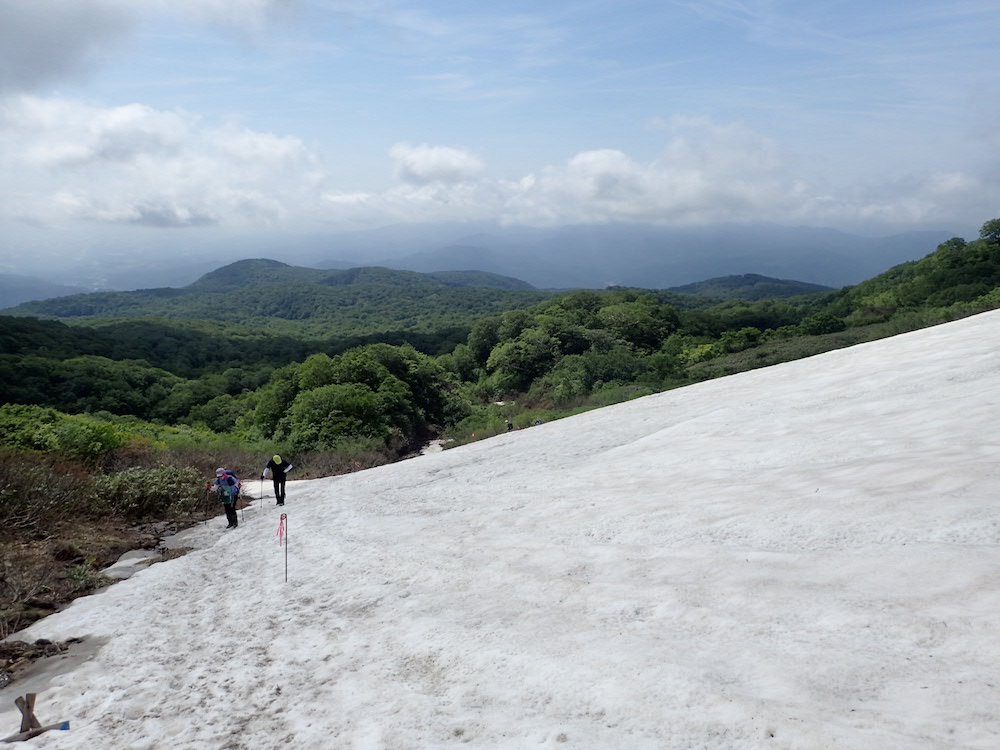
[1,219,999,460]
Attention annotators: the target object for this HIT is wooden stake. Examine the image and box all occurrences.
[4,694,69,743]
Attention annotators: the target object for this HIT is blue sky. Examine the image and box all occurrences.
[1,0,998,276]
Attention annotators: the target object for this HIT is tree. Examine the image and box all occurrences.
[980,218,1000,246]
[486,328,560,393]
[596,296,678,352]
[289,383,386,450]
[536,315,591,356]
[933,238,969,269]
[496,309,534,341]
[799,312,846,335]
[465,316,502,365]
[717,327,763,353]
[440,343,478,382]
[251,363,300,439]
[298,353,336,390]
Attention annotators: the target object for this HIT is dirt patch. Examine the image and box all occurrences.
[0,638,83,689]
[0,505,227,642]
[0,486,261,682]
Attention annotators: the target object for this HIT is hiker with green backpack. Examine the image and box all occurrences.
[212,467,241,529]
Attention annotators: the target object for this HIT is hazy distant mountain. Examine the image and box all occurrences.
[425,270,534,290]
[185,259,535,292]
[187,259,324,291]
[0,274,90,310]
[336,223,951,289]
[667,274,832,301]
[100,258,231,291]
[12,222,953,294]
[2,261,548,339]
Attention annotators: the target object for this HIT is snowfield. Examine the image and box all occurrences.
[5,311,1000,749]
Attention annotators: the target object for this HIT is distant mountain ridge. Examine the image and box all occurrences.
[185,260,536,292]
[340,223,951,290]
[1,260,828,340]
[1,262,551,339]
[666,274,831,301]
[4,221,954,295]
[0,273,90,311]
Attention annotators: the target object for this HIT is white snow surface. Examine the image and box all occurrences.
[7,311,1000,749]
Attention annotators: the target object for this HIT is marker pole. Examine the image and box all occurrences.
[278,513,288,582]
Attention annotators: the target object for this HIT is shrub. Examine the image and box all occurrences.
[0,404,61,453]
[52,415,131,465]
[0,451,95,536]
[92,466,205,520]
[799,312,847,335]
[66,557,113,592]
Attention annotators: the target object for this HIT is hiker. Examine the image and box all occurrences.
[213,467,240,529]
[506,419,513,432]
[262,454,294,506]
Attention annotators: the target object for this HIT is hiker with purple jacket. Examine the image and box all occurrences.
[213,467,240,529]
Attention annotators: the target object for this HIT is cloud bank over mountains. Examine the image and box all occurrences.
[1,1,998,277]
[3,100,985,237]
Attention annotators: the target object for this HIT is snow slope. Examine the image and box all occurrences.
[5,311,1000,749]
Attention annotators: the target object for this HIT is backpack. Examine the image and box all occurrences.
[216,470,241,500]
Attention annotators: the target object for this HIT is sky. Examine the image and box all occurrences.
[1,0,999,277]
[4,309,999,749]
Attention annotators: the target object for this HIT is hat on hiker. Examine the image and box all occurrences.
[272,455,281,463]
[216,468,225,476]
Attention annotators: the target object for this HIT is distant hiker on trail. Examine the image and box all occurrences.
[213,467,240,529]
[506,419,513,432]
[263,454,294,506]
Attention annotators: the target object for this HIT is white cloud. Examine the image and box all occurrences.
[390,142,487,185]
[0,1,302,96]
[315,121,807,228]
[307,119,994,233]
[0,96,326,228]
[2,93,992,240]
[0,0,136,94]
[163,0,301,35]
[497,118,804,226]
[850,171,988,226]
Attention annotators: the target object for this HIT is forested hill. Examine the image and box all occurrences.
[1,220,998,456]
[1,260,830,339]
[2,262,550,338]
[187,260,537,291]
[667,274,831,301]
[178,260,533,292]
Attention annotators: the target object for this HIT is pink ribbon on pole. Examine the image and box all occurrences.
[277,513,286,546]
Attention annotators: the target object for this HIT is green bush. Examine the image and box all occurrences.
[0,404,132,464]
[66,558,113,592]
[92,466,205,520]
[0,404,62,453]
[52,415,131,464]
